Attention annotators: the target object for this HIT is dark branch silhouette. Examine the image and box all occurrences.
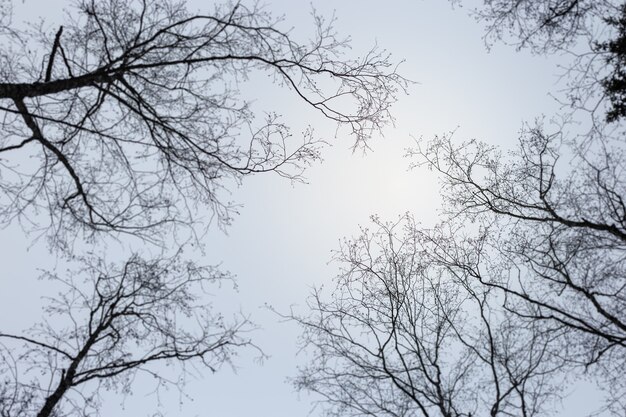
[0,254,254,417]
[407,123,626,415]
[289,3,626,416]
[460,0,626,123]
[291,216,565,417]
[0,0,407,247]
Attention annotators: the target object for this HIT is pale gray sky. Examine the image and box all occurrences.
[0,1,597,416]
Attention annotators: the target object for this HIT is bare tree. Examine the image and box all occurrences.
[290,3,626,417]
[0,1,408,414]
[413,9,626,409]
[408,122,626,415]
[291,216,565,417]
[0,254,254,417]
[463,0,616,52]
[597,4,626,122]
[0,0,407,247]
[457,0,626,123]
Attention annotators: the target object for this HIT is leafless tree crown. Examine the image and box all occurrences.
[0,0,407,247]
[0,1,408,416]
[293,2,626,416]
[0,255,254,417]
[292,217,564,417]
[464,0,626,123]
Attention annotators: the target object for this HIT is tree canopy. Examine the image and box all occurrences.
[0,0,406,247]
[0,1,406,416]
[293,2,626,416]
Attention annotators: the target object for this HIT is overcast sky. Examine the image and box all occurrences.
[1,1,598,416]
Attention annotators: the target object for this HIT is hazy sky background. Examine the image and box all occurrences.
[0,0,598,416]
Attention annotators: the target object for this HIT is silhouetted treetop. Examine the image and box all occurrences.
[466,1,626,122]
[0,254,254,417]
[0,0,407,247]
[598,4,626,122]
[469,0,617,52]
